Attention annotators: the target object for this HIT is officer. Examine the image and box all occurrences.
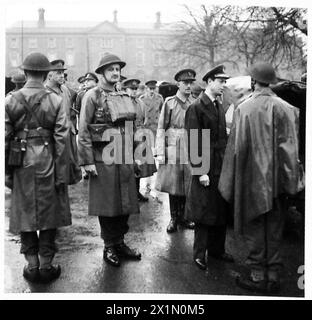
[77,75,86,91]
[122,78,157,202]
[185,65,234,271]
[78,53,141,267]
[139,80,164,198]
[46,59,82,185]
[5,52,70,283]
[155,69,196,233]
[75,72,99,114]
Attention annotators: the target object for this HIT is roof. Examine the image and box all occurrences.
[7,20,175,35]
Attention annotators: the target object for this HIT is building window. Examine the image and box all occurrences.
[10,38,18,48]
[154,53,161,67]
[10,51,21,67]
[101,38,113,49]
[152,39,163,49]
[66,51,75,66]
[136,38,144,49]
[47,52,57,62]
[136,52,145,67]
[65,37,74,48]
[48,37,56,48]
[28,38,37,49]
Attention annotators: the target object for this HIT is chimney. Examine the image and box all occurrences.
[38,8,45,28]
[113,10,118,25]
[154,11,161,29]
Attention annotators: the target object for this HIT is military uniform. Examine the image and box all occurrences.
[185,65,233,271]
[46,59,81,185]
[5,52,70,283]
[78,54,141,267]
[155,69,196,232]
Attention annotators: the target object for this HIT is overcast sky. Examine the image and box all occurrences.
[2,0,309,27]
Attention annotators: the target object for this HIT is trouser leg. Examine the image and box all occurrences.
[266,198,284,280]
[38,229,57,269]
[193,223,208,261]
[207,225,226,257]
[20,232,40,268]
[99,215,130,248]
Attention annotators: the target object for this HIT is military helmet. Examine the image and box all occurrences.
[20,52,51,71]
[249,62,277,84]
[95,53,126,74]
[11,73,26,84]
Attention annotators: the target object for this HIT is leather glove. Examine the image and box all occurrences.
[83,164,98,177]
[199,174,210,187]
[156,155,165,165]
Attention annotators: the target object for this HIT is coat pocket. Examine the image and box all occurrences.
[88,124,112,142]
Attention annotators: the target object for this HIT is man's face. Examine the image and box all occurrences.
[147,86,155,97]
[208,77,227,97]
[126,87,137,98]
[50,70,65,85]
[178,80,193,96]
[103,63,121,84]
[85,79,97,89]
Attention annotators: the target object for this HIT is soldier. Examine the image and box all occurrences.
[7,74,26,95]
[78,53,141,267]
[139,80,164,198]
[46,59,82,185]
[136,83,146,98]
[185,65,234,271]
[75,72,98,115]
[122,78,157,202]
[77,75,86,91]
[219,63,301,293]
[5,52,70,283]
[155,69,196,233]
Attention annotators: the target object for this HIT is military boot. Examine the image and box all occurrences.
[39,255,61,283]
[23,254,40,283]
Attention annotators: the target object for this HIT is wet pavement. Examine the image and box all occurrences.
[4,181,304,297]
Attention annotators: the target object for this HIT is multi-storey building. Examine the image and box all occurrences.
[5,8,176,85]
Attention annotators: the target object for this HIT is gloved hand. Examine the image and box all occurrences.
[199,174,210,187]
[156,155,165,165]
[83,164,98,177]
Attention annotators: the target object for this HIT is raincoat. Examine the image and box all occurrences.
[5,80,71,234]
[218,87,301,235]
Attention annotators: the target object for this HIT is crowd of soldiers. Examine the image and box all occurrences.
[5,51,302,294]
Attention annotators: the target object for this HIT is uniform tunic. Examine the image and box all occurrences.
[155,91,194,196]
[5,80,71,234]
[78,83,139,217]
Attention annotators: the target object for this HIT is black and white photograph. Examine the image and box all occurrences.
[1,0,308,300]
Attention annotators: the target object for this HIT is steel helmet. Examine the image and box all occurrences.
[249,62,277,84]
[11,73,26,84]
[20,52,51,72]
[95,53,126,74]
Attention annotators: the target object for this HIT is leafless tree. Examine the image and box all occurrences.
[164,5,307,75]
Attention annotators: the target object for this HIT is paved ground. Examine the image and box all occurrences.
[4,181,304,297]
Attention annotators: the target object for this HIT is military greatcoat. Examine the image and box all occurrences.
[155,91,194,196]
[5,80,71,234]
[78,83,139,217]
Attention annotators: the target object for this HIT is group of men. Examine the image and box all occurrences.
[5,51,302,295]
